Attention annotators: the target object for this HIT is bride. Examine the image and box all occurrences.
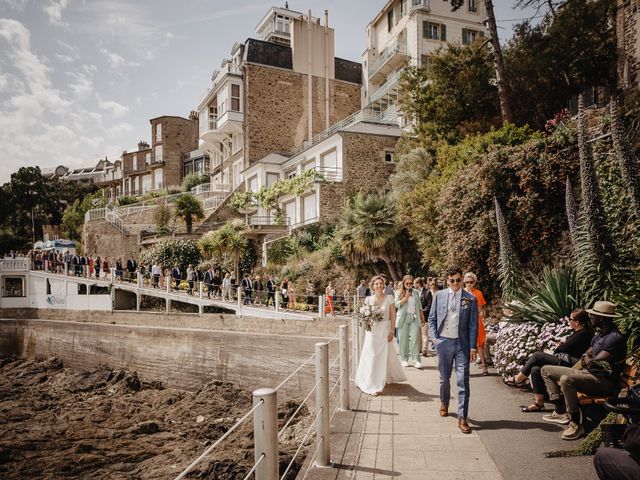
[355,275,407,396]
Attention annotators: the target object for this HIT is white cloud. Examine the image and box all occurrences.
[98,98,128,118]
[106,122,133,136]
[43,0,70,27]
[0,0,29,11]
[0,73,9,92]
[99,47,140,68]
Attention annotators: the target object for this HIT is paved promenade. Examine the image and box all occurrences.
[309,354,502,480]
[306,353,596,480]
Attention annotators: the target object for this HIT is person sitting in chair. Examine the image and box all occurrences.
[541,301,627,440]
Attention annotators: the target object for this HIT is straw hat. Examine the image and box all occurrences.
[586,301,622,318]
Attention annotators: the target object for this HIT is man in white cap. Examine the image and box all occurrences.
[541,301,627,440]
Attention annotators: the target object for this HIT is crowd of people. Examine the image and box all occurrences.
[353,268,632,447]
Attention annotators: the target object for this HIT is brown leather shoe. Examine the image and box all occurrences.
[439,404,448,417]
[458,418,472,434]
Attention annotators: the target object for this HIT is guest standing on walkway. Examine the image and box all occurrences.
[266,275,276,307]
[324,281,335,317]
[395,275,424,368]
[428,266,478,434]
[464,272,489,375]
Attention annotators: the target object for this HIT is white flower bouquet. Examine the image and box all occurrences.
[355,303,384,331]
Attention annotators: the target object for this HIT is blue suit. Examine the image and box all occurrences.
[428,288,478,419]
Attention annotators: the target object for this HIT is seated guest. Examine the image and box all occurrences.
[541,301,627,440]
[504,309,592,412]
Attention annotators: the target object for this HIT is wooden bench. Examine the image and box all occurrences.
[578,358,639,406]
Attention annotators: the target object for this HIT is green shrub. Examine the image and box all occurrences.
[139,240,201,271]
[181,173,209,192]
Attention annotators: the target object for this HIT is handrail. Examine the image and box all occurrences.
[368,38,408,77]
[369,70,403,104]
[174,399,265,480]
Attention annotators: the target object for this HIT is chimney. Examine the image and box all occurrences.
[138,141,150,150]
[122,150,127,155]
[189,110,198,122]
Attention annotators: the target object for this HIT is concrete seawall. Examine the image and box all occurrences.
[0,310,344,397]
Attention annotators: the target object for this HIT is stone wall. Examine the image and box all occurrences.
[243,63,361,165]
[82,221,142,260]
[617,0,640,89]
[318,131,399,223]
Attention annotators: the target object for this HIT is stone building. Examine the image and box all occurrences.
[97,113,199,199]
[197,6,363,196]
[363,0,487,115]
[617,0,640,89]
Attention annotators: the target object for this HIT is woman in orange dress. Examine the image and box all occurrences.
[464,272,488,375]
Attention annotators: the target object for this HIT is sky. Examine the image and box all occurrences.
[0,0,540,185]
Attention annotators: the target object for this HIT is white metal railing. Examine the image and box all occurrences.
[313,166,342,182]
[174,327,350,480]
[191,183,212,195]
[290,107,398,156]
[203,184,236,211]
[85,207,106,222]
[368,38,408,78]
[369,70,403,104]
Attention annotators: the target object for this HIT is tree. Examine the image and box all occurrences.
[399,44,500,144]
[448,0,513,122]
[199,220,248,280]
[514,0,563,17]
[337,192,403,281]
[181,173,210,192]
[504,0,617,128]
[610,98,640,212]
[174,194,204,234]
[61,189,108,240]
[153,203,174,235]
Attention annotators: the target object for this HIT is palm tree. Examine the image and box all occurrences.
[174,194,204,234]
[337,192,402,281]
[199,220,247,281]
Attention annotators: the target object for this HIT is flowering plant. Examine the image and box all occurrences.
[491,322,541,378]
[535,318,573,354]
[354,302,384,332]
[491,318,574,378]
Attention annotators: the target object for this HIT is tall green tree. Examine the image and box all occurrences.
[337,192,403,281]
[504,0,617,128]
[174,194,204,234]
[399,44,500,144]
[199,220,248,280]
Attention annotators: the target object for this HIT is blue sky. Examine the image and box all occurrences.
[0,0,539,184]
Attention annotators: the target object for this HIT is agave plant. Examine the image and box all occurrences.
[506,265,592,325]
[495,198,522,303]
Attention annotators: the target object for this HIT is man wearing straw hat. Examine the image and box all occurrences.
[541,301,627,440]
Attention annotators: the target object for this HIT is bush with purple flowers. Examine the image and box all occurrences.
[491,318,574,378]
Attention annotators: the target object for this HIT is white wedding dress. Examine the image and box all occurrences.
[355,294,407,394]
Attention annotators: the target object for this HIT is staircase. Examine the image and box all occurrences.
[196,184,243,233]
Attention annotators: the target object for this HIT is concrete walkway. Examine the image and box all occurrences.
[304,352,598,480]
[307,354,502,480]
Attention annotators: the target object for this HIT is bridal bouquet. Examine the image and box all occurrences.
[355,303,384,331]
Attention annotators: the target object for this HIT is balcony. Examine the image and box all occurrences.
[368,38,409,84]
[368,70,403,111]
[200,110,244,148]
[245,215,291,235]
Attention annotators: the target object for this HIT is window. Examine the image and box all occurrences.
[248,175,258,193]
[423,21,446,41]
[468,0,477,12]
[155,145,163,162]
[400,0,407,17]
[302,193,316,222]
[385,151,395,162]
[142,174,152,193]
[462,28,481,45]
[232,160,242,188]
[387,9,394,32]
[231,84,240,111]
[286,169,297,180]
[155,123,162,142]
[284,201,296,225]
[266,172,280,187]
[154,168,163,189]
[133,155,138,171]
[183,161,194,177]
[132,176,139,195]
[209,103,217,130]
[145,152,151,165]
[232,132,242,153]
[276,15,290,33]
[3,277,24,297]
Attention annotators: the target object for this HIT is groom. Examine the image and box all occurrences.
[428,266,478,434]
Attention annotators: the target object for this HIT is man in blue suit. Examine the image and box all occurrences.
[428,266,478,434]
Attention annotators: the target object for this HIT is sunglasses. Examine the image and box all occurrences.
[465,280,475,284]
[448,278,462,283]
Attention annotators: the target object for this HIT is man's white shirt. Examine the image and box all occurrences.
[441,287,461,339]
